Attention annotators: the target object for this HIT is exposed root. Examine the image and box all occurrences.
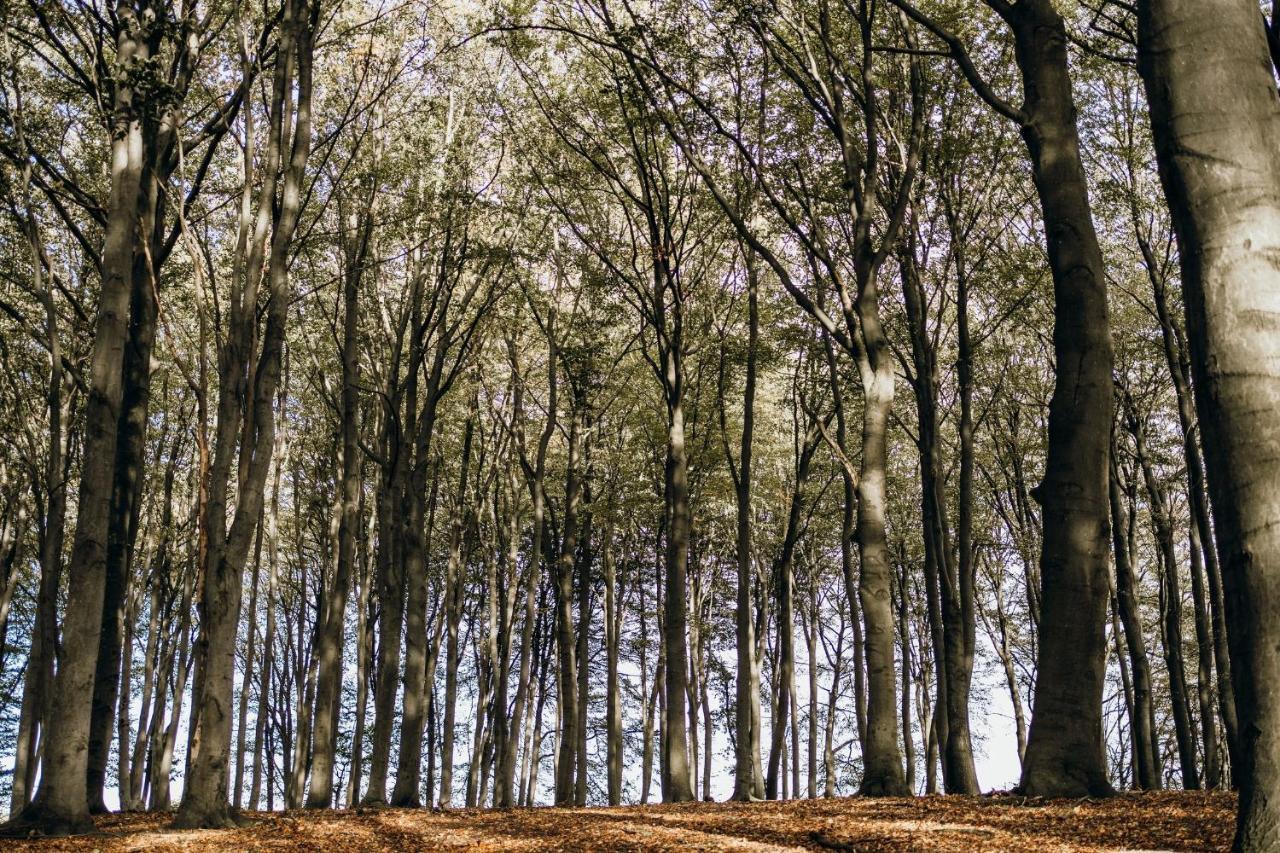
[0,802,97,839]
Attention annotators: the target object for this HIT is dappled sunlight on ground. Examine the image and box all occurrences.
[0,791,1233,851]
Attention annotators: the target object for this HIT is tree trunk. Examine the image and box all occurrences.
[175,0,314,825]
[855,344,908,797]
[661,364,695,802]
[604,529,624,805]
[234,518,265,808]
[1136,2,1280,843]
[1110,451,1161,790]
[439,412,475,808]
[553,408,582,805]
[1004,0,1115,799]
[5,10,148,835]
[1126,396,1199,789]
[307,192,372,808]
[728,260,764,801]
[574,472,593,807]
[87,237,158,815]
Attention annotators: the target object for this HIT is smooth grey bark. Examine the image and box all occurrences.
[553,407,582,805]
[724,255,764,802]
[888,0,1116,798]
[1003,0,1115,799]
[603,526,624,804]
[307,186,374,809]
[3,6,147,834]
[1124,392,1199,790]
[86,243,155,816]
[1109,448,1161,791]
[438,408,476,808]
[1136,1,1280,845]
[175,0,315,826]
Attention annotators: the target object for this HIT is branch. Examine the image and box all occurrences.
[882,0,1028,125]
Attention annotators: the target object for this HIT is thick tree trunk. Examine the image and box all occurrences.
[4,12,148,835]
[856,347,909,797]
[391,418,442,807]
[363,446,407,803]
[1137,2,1280,844]
[1005,0,1115,799]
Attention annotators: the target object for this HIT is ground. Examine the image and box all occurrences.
[0,791,1234,851]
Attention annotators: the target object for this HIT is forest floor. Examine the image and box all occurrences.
[0,791,1234,852]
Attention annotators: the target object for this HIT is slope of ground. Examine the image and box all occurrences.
[0,791,1233,851]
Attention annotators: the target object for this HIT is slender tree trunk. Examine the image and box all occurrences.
[604,530,624,805]
[10,251,69,816]
[250,459,283,810]
[574,472,593,807]
[728,263,764,801]
[1109,453,1160,790]
[897,562,916,794]
[823,611,845,798]
[234,518,265,808]
[553,409,581,805]
[439,411,475,807]
[497,335,555,807]
[1137,181,1238,784]
[1126,398,1199,789]
[307,196,371,808]
[806,582,818,799]
[175,2,314,825]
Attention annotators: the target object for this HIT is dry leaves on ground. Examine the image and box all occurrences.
[0,791,1233,852]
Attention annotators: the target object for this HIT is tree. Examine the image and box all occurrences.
[886,0,1116,797]
[1136,0,1280,846]
[174,0,317,826]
